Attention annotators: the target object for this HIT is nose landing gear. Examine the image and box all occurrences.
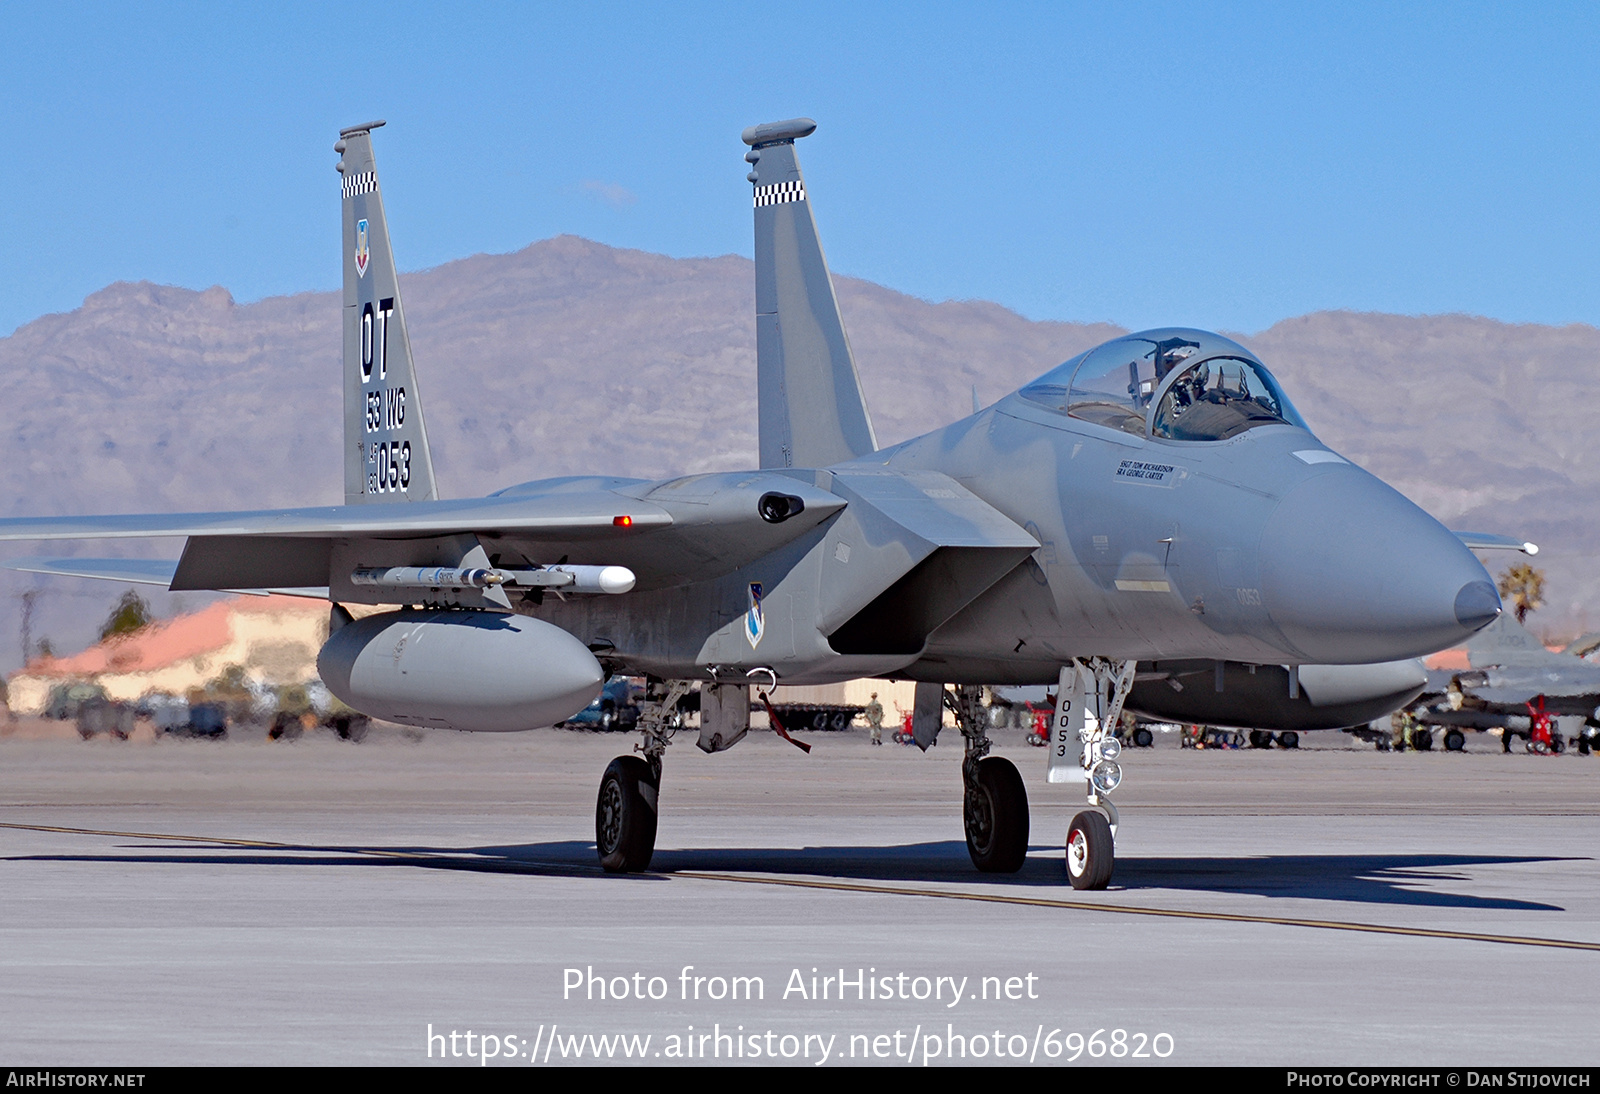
[1048,659,1136,890]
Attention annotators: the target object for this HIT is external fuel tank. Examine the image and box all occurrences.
[317,609,604,732]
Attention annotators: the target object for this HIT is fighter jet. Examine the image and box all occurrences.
[0,119,1505,889]
[1406,613,1600,754]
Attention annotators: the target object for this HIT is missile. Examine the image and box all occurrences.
[350,564,635,595]
[351,566,502,588]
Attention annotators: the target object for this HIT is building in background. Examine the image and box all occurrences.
[7,595,326,715]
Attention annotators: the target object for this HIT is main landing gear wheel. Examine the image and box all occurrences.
[1065,809,1114,890]
[964,756,1029,873]
[596,756,658,873]
[1444,729,1466,752]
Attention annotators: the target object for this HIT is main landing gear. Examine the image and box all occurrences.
[595,679,690,872]
[949,684,1029,873]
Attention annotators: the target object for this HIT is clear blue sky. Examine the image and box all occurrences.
[2,1,1597,336]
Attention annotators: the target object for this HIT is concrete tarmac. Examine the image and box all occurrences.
[1,720,1596,1067]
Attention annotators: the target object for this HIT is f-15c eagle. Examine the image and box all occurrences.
[0,119,1509,889]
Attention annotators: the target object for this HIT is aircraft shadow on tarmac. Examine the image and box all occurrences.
[10,838,1570,911]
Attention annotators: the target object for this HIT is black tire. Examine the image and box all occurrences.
[596,756,658,873]
[1065,810,1114,890]
[964,757,1029,873]
[1133,727,1153,748]
[1279,731,1300,750]
[1413,729,1433,751]
[811,711,829,731]
[1444,729,1466,752]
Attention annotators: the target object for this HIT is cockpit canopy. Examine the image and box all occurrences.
[1018,328,1306,441]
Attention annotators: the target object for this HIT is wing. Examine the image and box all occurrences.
[0,474,848,597]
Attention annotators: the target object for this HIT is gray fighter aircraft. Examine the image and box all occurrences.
[0,119,1505,889]
[1407,613,1600,753]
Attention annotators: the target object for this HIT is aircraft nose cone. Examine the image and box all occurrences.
[1454,580,1501,630]
[1258,470,1499,662]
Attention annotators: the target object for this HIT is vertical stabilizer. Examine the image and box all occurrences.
[743,119,877,469]
[336,122,439,504]
[1467,612,1551,669]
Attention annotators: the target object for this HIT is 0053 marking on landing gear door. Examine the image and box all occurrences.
[1046,663,1086,784]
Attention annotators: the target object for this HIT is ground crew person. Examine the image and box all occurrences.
[1390,709,1417,752]
[865,692,884,746]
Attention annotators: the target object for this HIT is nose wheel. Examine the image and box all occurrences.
[1065,810,1114,890]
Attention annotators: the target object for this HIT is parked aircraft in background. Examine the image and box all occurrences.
[0,119,1507,889]
[1404,614,1600,754]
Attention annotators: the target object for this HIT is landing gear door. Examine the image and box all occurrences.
[911,681,943,751]
[1047,663,1087,783]
[697,683,751,754]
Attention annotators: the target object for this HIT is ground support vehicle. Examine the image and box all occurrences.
[559,678,642,732]
[74,697,135,740]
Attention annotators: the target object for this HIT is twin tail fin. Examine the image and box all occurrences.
[336,121,439,504]
[744,119,877,470]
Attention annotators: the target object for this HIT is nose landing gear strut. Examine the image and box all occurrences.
[1047,659,1135,890]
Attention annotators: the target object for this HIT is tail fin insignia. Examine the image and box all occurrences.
[340,172,377,199]
[753,180,806,207]
[335,123,439,505]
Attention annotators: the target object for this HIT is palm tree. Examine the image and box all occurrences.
[1498,562,1545,625]
[99,589,152,642]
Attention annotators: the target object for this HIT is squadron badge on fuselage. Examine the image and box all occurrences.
[746,582,764,648]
